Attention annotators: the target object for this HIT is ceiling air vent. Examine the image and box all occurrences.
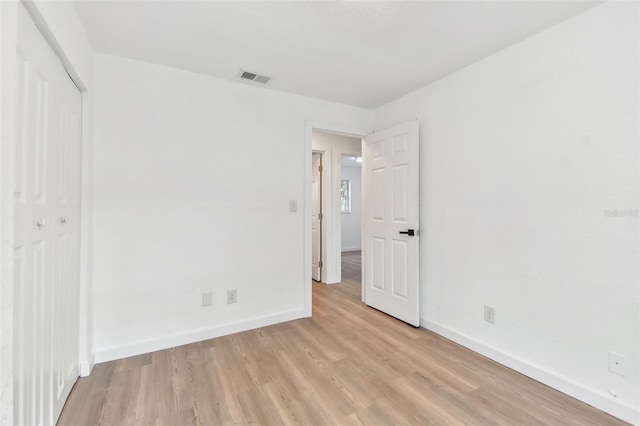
[239,70,272,84]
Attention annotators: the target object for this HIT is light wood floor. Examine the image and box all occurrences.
[59,251,626,425]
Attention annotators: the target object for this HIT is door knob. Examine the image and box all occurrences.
[60,217,67,225]
[399,229,415,236]
[36,219,46,229]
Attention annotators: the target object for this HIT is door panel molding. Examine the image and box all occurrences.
[14,4,82,424]
[363,120,420,326]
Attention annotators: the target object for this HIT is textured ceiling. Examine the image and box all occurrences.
[74,1,601,108]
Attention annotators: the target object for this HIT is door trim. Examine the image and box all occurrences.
[303,122,368,317]
[311,151,323,282]
[0,3,19,422]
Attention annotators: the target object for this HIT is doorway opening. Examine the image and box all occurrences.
[311,152,323,282]
[339,153,362,296]
[306,120,420,326]
[304,124,368,317]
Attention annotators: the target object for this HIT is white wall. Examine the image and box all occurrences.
[92,54,372,361]
[341,165,361,251]
[374,2,639,423]
[312,131,362,283]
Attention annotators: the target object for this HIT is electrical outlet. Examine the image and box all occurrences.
[227,289,237,304]
[484,305,495,324]
[202,292,212,307]
[608,351,626,376]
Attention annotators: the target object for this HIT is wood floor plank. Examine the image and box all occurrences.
[55,361,116,426]
[154,408,197,426]
[58,251,628,426]
[149,349,179,420]
[96,367,143,424]
[191,361,230,424]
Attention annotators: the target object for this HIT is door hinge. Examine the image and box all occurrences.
[319,261,323,268]
[318,213,323,220]
[318,165,323,172]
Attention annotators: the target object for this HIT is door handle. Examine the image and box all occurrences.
[399,229,415,236]
[36,219,46,229]
[60,217,67,225]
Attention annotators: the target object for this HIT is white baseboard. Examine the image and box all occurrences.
[95,308,305,364]
[341,246,361,252]
[79,354,95,377]
[422,319,639,425]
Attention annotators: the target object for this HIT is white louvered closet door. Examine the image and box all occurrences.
[14,3,82,425]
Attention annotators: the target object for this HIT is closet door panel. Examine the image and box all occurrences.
[15,3,81,425]
[15,5,58,425]
[51,62,82,421]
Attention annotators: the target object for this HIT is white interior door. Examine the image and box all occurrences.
[14,5,58,424]
[51,58,82,420]
[14,4,81,425]
[363,120,420,326]
[311,153,322,281]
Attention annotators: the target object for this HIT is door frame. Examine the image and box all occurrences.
[303,122,368,316]
[311,150,323,282]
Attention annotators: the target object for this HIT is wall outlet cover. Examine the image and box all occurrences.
[484,305,496,324]
[227,289,237,304]
[608,351,626,376]
[202,292,212,307]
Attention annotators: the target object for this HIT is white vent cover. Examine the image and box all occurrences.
[239,70,272,84]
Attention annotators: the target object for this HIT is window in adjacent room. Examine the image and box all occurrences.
[341,180,351,214]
